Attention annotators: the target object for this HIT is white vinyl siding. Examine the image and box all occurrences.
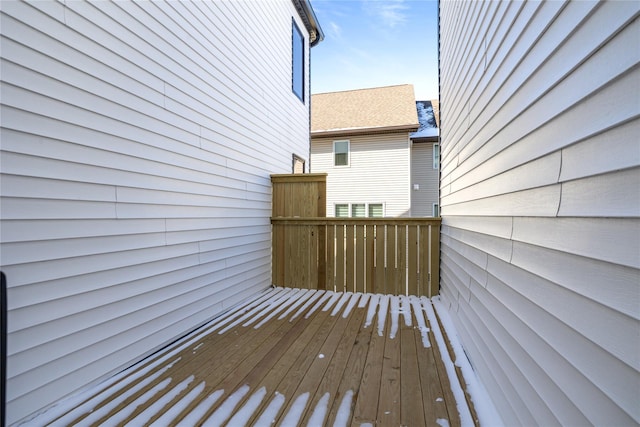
[411,142,440,216]
[439,1,639,426]
[312,133,411,217]
[0,1,312,424]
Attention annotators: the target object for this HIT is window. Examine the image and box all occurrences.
[368,204,383,218]
[334,140,349,166]
[292,20,304,101]
[433,203,440,217]
[292,154,305,173]
[351,204,366,217]
[335,204,349,217]
[335,203,383,217]
[433,143,440,169]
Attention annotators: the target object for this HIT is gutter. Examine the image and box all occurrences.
[292,0,324,47]
[311,123,420,138]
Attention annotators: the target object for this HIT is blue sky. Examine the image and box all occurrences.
[310,0,439,101]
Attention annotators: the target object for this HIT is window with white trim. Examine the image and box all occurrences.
[334,140,349,166]
[292,20,304,102]
[335,204,349,217]
[335,203,384,217]
[368,203,383,218]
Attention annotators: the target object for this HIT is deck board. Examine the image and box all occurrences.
[31,288,475,427]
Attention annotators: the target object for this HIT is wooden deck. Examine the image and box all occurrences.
[28,288,477,426]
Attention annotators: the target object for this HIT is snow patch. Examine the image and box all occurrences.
[70,360,178,426]
[150,381,205,426]
[280,392,309,427]
[226,386,267,426]
[357,292,370,308]
[377,295,390,336]
[278,289,314,320]
[364,294,380,328]
[389,296,400,339]
[436,418,450,427]
[422,297,474,427]
[254,392,286,427]
[307,392,331,426]
[411,296,431,348]
[400,295,412,327]
[432,297,504,427]
[333,390,354,427]
[341,293,360,318]
[306,291,335,319]
[129,376,193,426]
[202,384,250,426]
[322,292,342,313]
[289,289,324,321]
[330,292,352,316]
[108,377,172,425]
[247,289,301,329]
[176,389,224,426]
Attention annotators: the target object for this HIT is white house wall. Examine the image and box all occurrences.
[439,1,639,425]
[410,141,439,216]
[0,1,312,424]
[311,133,411,217]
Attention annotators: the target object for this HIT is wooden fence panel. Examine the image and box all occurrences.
[271,218,441,296]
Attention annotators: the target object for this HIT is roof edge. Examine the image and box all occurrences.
[311,123,420,138]
[292,0,324,46]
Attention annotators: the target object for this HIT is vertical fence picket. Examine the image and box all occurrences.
[365,224,375,294]
[355,225,365,293]
[407,225,418,296]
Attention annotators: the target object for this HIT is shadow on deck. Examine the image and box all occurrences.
[24,288,479,426]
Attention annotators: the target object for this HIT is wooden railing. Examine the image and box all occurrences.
[271,217,441,297]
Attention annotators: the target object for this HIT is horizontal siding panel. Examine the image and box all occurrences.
[443,224,513,263]
[486,260,639,424]
[8,271,268,406]
[510,242,640,320]
[466,276,595,426]
[488,257,639,373]
[442,215,513,239]
[442,185,561,217]
[560,118,640,182]
[512,217,640,269]
[443,152,561,204]
[457,296,561,426]
[0,218,166,243]
[558,167,640,217]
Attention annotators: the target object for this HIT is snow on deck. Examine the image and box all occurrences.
[19,288,500,427]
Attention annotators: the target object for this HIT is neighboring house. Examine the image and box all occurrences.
[410,100,440,217]
[0,1,322,424]
[439,1,639,426]
[311,84,436,217]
